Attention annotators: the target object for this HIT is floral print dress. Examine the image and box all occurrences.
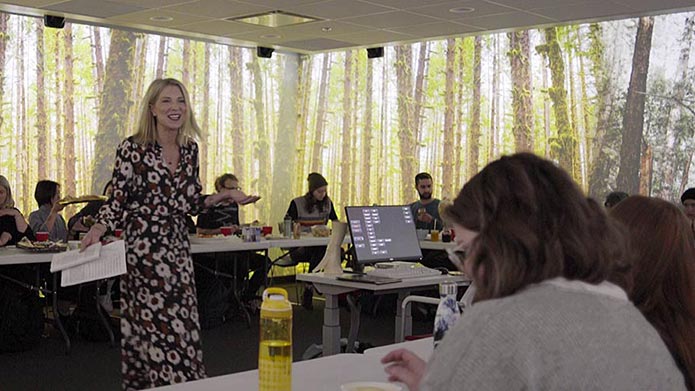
[96,137,207,390]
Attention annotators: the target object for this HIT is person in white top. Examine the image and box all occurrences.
[381,153,686,391]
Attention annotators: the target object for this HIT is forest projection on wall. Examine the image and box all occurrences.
[0,11,693,225]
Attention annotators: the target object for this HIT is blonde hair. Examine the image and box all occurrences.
[0,175,14,208]
[132,78,201,145]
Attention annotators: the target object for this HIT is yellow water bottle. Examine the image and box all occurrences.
[259,287,292,391]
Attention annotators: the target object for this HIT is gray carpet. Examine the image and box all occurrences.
[0,282,435,391]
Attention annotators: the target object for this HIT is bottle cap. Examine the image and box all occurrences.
[439,281,457,296]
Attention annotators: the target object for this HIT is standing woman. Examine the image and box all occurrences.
[610,196,695,389]
[81,78,258,390]
[0,175,34,246]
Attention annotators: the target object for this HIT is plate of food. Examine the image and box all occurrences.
[189,234,240,244]
[16,237,68,252]
[58,195,108,205]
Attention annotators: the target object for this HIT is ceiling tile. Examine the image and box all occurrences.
[614,0,695,13]
[459,10,556,30]
[163,0,273,19]
[175,19,266,35]
[290,0,393,19]
[44,0,146,18]
[235,0,324,7]
[275,20,366,36]
[1,0,70,7]
[341,10,440,29]
[390,20,481,37]
[410,0,516,20]
[107,8,208,27]
[281,37,355,50]
[359,0,452,10]
[531,0,635,22]
[332,28,414,45]
[488,0,590,11]
[109,0,194,8]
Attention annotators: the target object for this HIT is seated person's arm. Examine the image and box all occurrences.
[329,203,339,221]
[286,200,298,221]
[197,227,221,235]
[0,232,10,246]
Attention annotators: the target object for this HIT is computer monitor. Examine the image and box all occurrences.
[345,205,423,265]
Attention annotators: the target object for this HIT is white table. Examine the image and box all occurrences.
[145,353,400,391]
[363,336,435,362]
[297,272,469,356]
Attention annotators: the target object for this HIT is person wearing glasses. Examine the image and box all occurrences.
[196,173,266,302]
[382,153,685,391]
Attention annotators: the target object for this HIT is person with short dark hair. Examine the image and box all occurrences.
[286,172,339,310]
[681,187,695,235]
[604,191,629,209]
[28,180,67,243]
[382,153,685,391]
[0,174,34,246]
[410,172,441,230]
[611,196,695,389]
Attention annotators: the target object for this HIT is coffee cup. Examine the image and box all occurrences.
[261,226,273,236]
[114,228,124,238]
[36,231,49,242]
[416,229,428,240]
[220,226,233,236]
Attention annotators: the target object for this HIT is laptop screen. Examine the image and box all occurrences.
[345,205,423,265]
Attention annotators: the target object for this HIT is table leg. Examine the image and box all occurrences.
[322,293,341,356]
[395,291,412,343]
[346,294,361,353]
[95,279,116,347]
[52,273,71,355]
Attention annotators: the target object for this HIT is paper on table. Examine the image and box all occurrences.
[50,242,101,272]
[60,240,127,287]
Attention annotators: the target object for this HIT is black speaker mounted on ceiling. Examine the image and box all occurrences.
[257,46,275,58]
[44,15,66,29]
[366,47,384,59]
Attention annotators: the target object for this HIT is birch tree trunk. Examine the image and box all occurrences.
[200,43,210,187]
[311,53,331,173]
[62,24,76,197]
[228,46,244,178]
[361,58,374,205]
[468,37,482,178]
[92,30,138,194]
[441,39,456,198]
[395,45,415,202]
[616,17,654,195]
[156,35,166,79]
[340,51,354,206]
[36,20,48,180]
[455,38,466,186]
[295,55,311,193]
[413,42,429,153]
[250,57,270,211]
[272,54,299,223]
[91,27,104,103]
[508,31,533,152]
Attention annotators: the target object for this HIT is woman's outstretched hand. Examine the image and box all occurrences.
[80,223,107,251]
[225,189,260,205]
[381,348,427,391]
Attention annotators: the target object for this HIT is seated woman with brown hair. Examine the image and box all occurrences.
[0,175,34,246]
[382,153,686,391]
[610,196,695,390]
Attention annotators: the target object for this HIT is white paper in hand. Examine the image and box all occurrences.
[60,240,127,287]
[51,242,101,273]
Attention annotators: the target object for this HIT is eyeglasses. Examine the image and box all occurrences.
[223,186,242,191]
[446,242,467,270]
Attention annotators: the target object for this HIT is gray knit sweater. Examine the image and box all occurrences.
[422,278,686,391]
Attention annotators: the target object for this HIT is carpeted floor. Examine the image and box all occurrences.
[0,281,435,391]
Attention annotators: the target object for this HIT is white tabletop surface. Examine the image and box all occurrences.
[363,337,435,362]
[0,246,55,265]
[145,353,403,391]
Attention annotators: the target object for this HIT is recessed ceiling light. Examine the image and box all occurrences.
[321,26,332,32]
[150,16,173,22]
[449,7,475,14]
[261,34,282,39]
[228,10,320,27]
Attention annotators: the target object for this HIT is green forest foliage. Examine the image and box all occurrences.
[0,12,693,226]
